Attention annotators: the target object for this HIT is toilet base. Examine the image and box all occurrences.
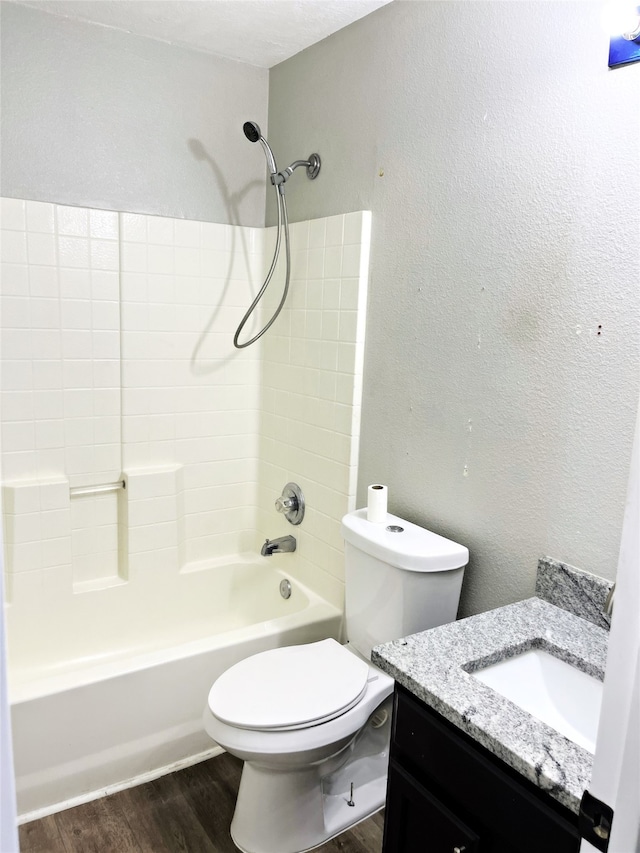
[229,697,392,853]
[231,765,388,853]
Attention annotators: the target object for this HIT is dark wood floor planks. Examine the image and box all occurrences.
[53,795,142,853]
[116,772,223,853]
[18,752,384,853]
[15,814,67,853]
[169,754,244,852]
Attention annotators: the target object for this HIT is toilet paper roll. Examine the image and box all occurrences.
[367,484,388,523]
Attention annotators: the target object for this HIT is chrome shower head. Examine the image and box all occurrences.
[243,120,277,175]
[243,121,261,143]
[241,120,320,188]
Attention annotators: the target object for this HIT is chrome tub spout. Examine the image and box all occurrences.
[261,535,296,556]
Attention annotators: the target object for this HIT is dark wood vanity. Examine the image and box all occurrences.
[382,685,582,853]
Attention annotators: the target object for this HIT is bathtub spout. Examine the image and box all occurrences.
[261,535,296,556]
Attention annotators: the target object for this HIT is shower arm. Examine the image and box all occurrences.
[271,155,321,189]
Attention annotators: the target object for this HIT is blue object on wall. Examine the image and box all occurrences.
[609,5,640,67]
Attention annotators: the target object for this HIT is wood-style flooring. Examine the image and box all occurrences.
[18,752,384,853]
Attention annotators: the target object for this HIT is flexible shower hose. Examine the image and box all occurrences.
[233,184,291,349]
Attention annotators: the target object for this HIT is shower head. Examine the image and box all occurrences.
[243,120,277,175]
[243,121,261,143]
[241,120,320,189]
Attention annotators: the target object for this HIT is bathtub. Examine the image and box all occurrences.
[7,555,342,821]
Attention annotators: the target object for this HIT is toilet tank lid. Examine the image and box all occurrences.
[341,509,469,572]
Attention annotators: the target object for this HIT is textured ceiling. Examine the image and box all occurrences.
[9,0,393,68]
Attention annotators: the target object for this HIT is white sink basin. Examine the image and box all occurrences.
[472,649,603,753]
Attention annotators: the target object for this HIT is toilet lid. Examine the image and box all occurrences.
[208,639,370,731]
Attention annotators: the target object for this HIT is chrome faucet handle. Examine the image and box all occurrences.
[275,495,297,513]
[275,483,305,525]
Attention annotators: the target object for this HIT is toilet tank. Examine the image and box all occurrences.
[341,509,469,659]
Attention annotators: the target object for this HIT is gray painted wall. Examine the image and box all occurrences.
[0,3,268,226]
[269,1,640,616]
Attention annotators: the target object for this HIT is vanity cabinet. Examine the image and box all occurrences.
[382,686,581,853]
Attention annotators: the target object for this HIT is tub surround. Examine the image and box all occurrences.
[256,211,371,608]
[535,556,613,630]
[373,571,609,815]
[1,198,371,613]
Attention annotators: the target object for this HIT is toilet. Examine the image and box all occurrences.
[203,508,469,853]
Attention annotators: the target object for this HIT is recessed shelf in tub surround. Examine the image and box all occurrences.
[2,468,184,595]
[372,563,610,815]
[1,478,72,588]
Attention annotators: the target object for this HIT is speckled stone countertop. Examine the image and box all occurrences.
[372,596,609,815]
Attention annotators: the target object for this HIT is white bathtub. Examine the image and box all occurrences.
[7,556,342,821]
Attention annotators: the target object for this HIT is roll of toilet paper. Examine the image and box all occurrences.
[367,484,388,523]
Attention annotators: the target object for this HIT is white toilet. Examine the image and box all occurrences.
[203,508,468,853]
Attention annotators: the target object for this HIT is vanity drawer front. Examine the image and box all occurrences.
[384,759,480,853]
[392,687,580,853]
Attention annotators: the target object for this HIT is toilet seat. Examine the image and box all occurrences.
[208,638,370,731]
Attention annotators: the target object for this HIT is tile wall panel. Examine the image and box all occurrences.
[0,198,122,490]
[119,213,262,567]
[1,198,121,589]
[1,199,370,617]
[257,212,371,608]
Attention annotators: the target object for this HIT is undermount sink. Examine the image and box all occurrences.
[472,648,603,753]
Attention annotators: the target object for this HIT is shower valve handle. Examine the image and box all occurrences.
[275,496,297,513]
[274,483,305,525]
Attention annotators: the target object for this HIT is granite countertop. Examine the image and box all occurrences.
[372,595,609,815]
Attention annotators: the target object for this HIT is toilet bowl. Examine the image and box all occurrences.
[203,639,394,853]
[203,509,469,853]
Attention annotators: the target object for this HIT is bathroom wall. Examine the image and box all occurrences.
[0,2,268,226]
[268,1,640,615]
